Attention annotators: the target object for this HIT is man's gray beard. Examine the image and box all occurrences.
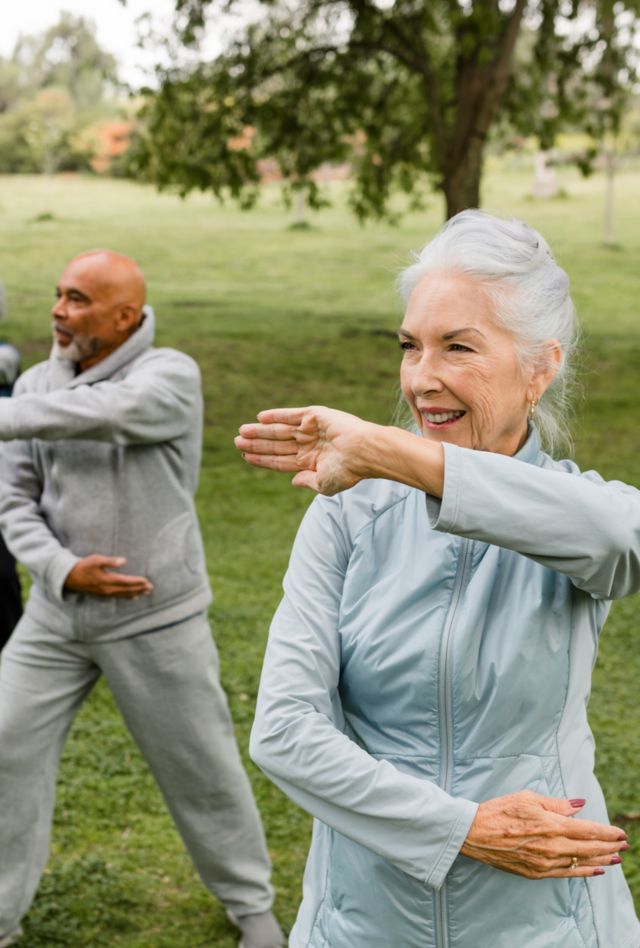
[51,338,84,364]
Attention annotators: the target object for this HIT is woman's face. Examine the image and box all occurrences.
[400,270,537,456]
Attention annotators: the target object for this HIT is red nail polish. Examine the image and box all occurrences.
[619,841,630,850]
[610,856,623,865]
[593,869,605,876]
[569,799,586,808]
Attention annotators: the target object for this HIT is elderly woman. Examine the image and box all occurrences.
[235,211,640,948]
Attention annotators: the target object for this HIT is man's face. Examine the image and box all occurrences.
[51,256,131,371]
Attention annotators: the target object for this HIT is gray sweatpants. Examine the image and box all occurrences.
[0,610,274,934]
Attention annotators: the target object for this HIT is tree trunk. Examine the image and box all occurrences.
[531,150,560,198]
[441,136,483,219]
[602,144,616,246]
[439,0,528,220]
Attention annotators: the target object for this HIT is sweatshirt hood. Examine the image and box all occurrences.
[49,305,155,389]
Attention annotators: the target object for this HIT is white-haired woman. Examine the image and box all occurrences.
[235,211,640,948]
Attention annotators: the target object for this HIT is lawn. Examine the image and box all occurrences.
[0,166,638,945]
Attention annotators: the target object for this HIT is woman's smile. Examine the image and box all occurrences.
[419,407,466,428]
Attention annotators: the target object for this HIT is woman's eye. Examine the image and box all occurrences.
[399,340,415,351]
[448,343,473,353]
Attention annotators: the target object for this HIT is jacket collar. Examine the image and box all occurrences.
[514,425,543,465]
[49,305,155,389]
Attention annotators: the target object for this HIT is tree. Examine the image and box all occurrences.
[503,0,638,241]
[0,88,77,175]
[11,12,119,117]
[0,13,121,174]
[133,0,640,220]
[586,0,636,245]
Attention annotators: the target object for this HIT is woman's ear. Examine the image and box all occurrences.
[529,339,563,403]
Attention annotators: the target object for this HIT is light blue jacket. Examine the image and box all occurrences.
[251,431,640,948]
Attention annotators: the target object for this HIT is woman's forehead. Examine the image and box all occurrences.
[402,271,497,331]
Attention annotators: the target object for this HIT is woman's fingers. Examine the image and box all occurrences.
[521,834,626,863]
[256,407,311,425]
[559,815,627,843]
[236,405,373,494]
[462,791,628,879]
[235,435,299,455]
[240,452,302,472]
[291,470,321,491]
[237,422,300,442]
[538,796,627,842]
[511,847,624,879]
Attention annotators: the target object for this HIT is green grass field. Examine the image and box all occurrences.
[0,167,639,945]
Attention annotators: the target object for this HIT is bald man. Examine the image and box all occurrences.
[0,252,282,948]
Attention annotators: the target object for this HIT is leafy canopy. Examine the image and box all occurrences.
[131,0,640,220]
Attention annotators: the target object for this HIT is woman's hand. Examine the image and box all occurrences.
[461,791,627,878]
[235,406,375,495]
[235,405,446,496]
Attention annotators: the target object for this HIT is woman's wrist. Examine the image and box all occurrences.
[359,424,444,496]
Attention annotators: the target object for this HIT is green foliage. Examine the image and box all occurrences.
[10,12,119,115]
[504,0,639,166]
[133,0,640,221]
[0,13,121,175]
[0,168,638,943]
[134,0,529,218]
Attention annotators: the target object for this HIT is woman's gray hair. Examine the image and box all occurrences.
[397,209,579,456]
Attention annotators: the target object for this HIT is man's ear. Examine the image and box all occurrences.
[115,304,142,335]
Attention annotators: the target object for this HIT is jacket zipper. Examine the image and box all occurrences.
[435,538,473,948]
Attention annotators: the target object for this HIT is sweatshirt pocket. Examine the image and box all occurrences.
[149,509,206,587]
[120,510,207,615]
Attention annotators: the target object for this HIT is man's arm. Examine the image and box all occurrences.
[0,433,79,602]
[0,350,201,445]
[0,436,153,602]
[0,343,20,389]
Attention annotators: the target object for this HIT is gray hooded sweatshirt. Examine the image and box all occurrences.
[0,307,212,641]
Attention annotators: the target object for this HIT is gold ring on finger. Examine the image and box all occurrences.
[570,856,579,870]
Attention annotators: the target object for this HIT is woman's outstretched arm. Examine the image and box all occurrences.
[235,405,445,497]
[236,405,640,599]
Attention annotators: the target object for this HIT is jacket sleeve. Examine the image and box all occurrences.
[0,434,79,604]
[0,351,201,446]
[250,495,478,889]
[428,442,640,600]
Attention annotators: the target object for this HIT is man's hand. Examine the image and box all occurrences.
[235,406,375,495]
[461,791,627,879]
[65,555,153,599]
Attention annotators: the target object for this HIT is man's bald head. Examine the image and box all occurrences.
[70,249,147,315]
[52,250,149,372]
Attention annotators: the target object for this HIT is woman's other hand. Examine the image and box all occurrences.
[461,791,628,878]
[235,406,374,495]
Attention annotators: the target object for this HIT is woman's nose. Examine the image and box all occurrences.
[412,353,444,395]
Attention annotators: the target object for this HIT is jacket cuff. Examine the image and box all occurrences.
[44,549,81,603]
[426,442,463,534]
[425,797,478,889]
